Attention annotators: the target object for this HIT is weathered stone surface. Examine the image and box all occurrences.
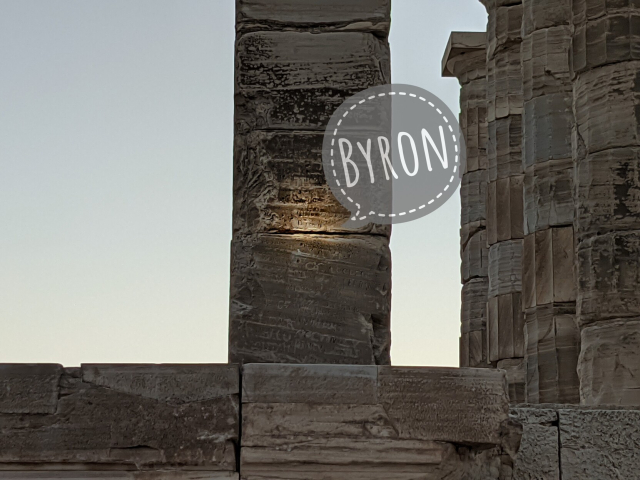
[488,239,523,297]
[461,278,489,368]
[236,0,391,34]
[240,365,516,479]
[235,32,389,131]
[512,422,559,480]
[461,168,488,228]
[488,292,525,362]
[523,159,574,235]
[487,116,523,182]
[0,365,239,471]
[574,61,640,155]
[233,131,388,235]
[572,8,640,75]
[242,364,377,404]
[81,364,238,404]
[521,26,571,101]
[0,364,62,414]
[524,304,580,404]
[462,229,488,282]
[522,0,571,36]
[486,175,524,244]
[487,46,524,123]
[0,474,238,479]
[487,4,524,58]
[522,227,575,309]
[579,320,640,405]
[497,358,526,403]
[559,408,640,478]
[575,147,640,242]
[577,232,640,324]
[229,234,391,365]
[523,94,572,167]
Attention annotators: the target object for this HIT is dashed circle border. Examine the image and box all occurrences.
[329,89,461,222]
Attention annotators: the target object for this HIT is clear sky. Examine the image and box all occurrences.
[0,0,487,366]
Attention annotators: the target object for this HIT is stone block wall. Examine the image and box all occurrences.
[512,404,640,479]
[0,364,520,480]
[0,364,240,479]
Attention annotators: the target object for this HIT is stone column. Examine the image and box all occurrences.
[572,0,640,405]
[230,0,392,365]
[520,0,580,403]
[442,33,491,368]
[483,0,526,402]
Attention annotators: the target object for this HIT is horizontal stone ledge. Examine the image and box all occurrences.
[0,473,238,479]
[242,364,510,446]
[0,364,240,472]
[236,0,390,35]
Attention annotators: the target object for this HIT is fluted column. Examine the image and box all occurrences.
[521,0,580,404]
[484,0,526,402]
[230,0,392,365]
[443,33,491,369]
[572,0,640,405]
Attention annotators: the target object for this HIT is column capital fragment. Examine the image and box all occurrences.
[442,31,487,79]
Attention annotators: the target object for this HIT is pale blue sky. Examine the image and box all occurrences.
[0,0,487,366]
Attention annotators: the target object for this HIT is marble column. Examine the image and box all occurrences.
[230,0,392,365]
[482,0,526,402]
[443,33,491,369]
[521,0,580,404]
[572,0,640,405]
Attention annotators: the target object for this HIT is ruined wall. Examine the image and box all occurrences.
[0,364,519,480]
[230,0,393,365]
[0,364,240,479]
[512,404,640,479]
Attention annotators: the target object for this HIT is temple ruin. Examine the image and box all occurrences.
[1,1,640,478]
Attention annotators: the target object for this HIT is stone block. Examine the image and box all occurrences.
[488,239,523,297]
[522,0,570,36]
[575,147,640,242]
[461,278,489,367]
[236,0,390,35]
[240,365,514,479]
[559,408,640,478]
[235,32,389,131]
[579,320,640,405]
[0,364,62,414]
[487,116,523,182]
[498,358,526,403]
[461,168,488,228]
[0,365,239,471]
[0,474,238,479]
[524,304,580,404]
[572,11,640,74]
[577,232,640,324]
[488,292,525,362]
[233,131,388,235]
[487,45,524,123]
[229,234,391,365]
[574,61,640,154]
[522,227,576,309]
[523,94,573,168]
[487,4,524,58]
[521,26,572,101]
[486,175,524,244]
[462,229,488,282]
[523,159,574,235]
